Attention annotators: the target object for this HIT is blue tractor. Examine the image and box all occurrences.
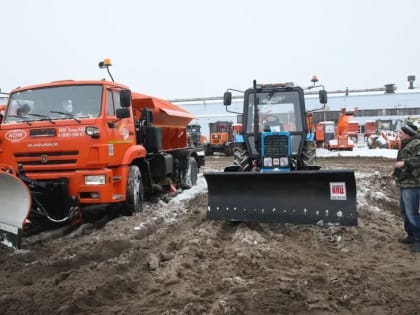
[204,80,357,226]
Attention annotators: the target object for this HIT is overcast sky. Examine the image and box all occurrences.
[1,0,419,99]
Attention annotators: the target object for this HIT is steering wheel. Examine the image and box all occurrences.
[261,114,282,132]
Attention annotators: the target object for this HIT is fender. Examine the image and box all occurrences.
[121,144,147,165]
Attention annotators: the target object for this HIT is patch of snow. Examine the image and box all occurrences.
[316,147,397,159]
[169,174,208,204]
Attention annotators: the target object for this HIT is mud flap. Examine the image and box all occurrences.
[204,170,357,226]
[0,172,31,249]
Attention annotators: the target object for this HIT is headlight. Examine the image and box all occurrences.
[263,157,272,167]
[84,175,106,185]
[279,157,289,167]
[85,126,100,138]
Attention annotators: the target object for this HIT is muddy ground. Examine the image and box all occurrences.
[1,154,420,315]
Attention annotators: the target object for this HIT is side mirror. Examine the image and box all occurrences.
[120,89,131,107]
[319,90,328,105]
[223,91,232,106]
[116,108,130,118]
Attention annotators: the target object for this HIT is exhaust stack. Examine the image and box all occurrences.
[408,75,416,89]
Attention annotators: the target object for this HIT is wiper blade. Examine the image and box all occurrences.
[50,111,81,123]
[27,113,56,124]
[5,115,33,125]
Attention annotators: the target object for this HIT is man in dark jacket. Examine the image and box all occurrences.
[393,123,420,252]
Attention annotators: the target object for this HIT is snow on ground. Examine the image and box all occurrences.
[170,175,208,203]
[316,147,397,159]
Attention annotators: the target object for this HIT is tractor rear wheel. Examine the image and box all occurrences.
[123,165,144,215]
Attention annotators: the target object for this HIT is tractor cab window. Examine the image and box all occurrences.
[4,85,102,123]
[246,90,303,133]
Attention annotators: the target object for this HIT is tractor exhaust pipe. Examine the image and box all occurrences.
[0,171,31,249]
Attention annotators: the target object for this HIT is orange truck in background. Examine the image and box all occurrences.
[364,120,377,141]
[204,120,235,156]
[327,108,356,151]
[347,121,360,143]
[315,121,335,148]
[0,60,203,249]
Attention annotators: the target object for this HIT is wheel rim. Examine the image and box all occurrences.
[133,171,140,209]
[128,166,143,213]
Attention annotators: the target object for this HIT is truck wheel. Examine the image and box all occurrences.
[182,157,198,189]
[123,165,144,215]
[224,143,233,156]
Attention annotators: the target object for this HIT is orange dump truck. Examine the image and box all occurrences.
[0,64,202,248]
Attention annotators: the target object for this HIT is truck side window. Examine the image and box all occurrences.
[113,91,121,109]
[107,90,114,115]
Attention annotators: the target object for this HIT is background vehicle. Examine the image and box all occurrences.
[363,120,377,142]
[204,120,235,156]
[0,59,202,249]
[406,116,420,133]
[327,108,356,151]
[367,119,401,149]
[315,121,335,148]
[187,123,206,165]
[204,80,357,226]
[347,120,360,143]
[187,124,206,148]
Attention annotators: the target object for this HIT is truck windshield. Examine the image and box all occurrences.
[4,85,102,123]
[246,90,303,133]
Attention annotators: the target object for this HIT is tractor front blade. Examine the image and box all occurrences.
[204,169,357,226]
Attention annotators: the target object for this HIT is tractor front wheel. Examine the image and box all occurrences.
[233,143,252,171]
[302,140,316,167]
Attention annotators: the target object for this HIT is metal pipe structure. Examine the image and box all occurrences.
[168,87,388,104]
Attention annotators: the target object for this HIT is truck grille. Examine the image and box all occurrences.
[263,135,288,156]
[14,151,78,166]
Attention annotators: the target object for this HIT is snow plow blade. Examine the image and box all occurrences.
[0,172,31,249]
[204,170,357,226]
